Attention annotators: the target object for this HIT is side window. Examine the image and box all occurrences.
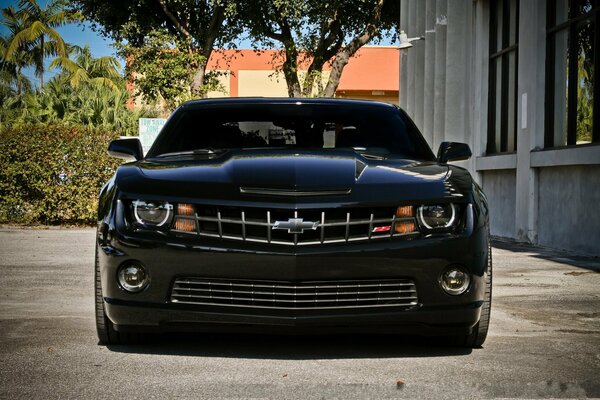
[487,0,519,154]
[545,0,598,146]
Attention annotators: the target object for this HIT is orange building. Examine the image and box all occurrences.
[205,46,399,104]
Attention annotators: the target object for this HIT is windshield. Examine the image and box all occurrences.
[146,102,434,160]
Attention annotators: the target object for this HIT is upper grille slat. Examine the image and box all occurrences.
[171,278,419,310]
[172,205,419,246]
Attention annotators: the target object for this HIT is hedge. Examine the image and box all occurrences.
[0,123,120,225]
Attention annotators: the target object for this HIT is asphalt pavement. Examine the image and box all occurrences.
[0,228,599,399]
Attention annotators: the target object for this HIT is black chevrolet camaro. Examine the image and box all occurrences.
[96,98,491,347]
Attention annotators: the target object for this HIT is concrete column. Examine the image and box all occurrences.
[413,0,426,129]
[433,0,447,151]
[407,0,417,117]
[515,0,546,243]
[422,0,436,146]
[444,0,471,144]
[469,0,490,183]
[399,0,409,109]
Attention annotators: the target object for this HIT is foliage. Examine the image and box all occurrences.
[577,54,593,144]
[50,44,122,91]
[241,0,399,97]
[1,34,152,135]
[0,123,120,225]
[2,0,80,88]
[576,19,594,144]
[0,79,155,136]
[0,6,34,95]
[72,0,242,96]
[118,30,214,111]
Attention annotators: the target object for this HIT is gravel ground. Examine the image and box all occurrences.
[0,228,599,399]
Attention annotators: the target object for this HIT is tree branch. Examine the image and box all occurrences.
[157,0,191,38]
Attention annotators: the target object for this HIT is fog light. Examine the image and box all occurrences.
[117,263,149,293]
[439,266,470,295]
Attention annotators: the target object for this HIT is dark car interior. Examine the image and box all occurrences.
[147,103,435,161]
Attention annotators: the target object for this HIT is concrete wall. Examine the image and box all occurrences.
[399,0,600,256]
[538,165,600,255]
[482,170,516,239]
[237,71,289,97]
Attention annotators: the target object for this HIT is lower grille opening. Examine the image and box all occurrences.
[171,278,419,310]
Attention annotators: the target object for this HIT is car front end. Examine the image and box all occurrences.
[95,98,491,346]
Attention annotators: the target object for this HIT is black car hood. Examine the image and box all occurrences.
[115,149,469,204]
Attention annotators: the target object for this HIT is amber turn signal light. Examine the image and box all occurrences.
[177,203,195,215]
[394,221,416,234]
[174,217,196,232]
[396,206,413,218]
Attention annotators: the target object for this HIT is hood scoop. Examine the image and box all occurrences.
[239,187,351,197]
[355,159,367,180]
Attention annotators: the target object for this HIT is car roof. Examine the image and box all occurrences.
[180,97,399,110]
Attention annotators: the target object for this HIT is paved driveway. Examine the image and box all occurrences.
[0,228,599,399]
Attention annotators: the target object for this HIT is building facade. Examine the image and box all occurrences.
[206,47,399,105]
[399,0,599,255]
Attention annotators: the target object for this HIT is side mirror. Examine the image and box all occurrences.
[437,142,472,163]
[108,138,143,162]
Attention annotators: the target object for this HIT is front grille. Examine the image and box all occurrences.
[172,205,419,246]
[171,278,419,310]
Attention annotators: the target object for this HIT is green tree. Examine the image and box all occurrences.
[0,6,34,96]
[72,0,242,96]
[241,0,398,97]
[3,0,80,89]
[50,44,121,91]
[118,30,209,111]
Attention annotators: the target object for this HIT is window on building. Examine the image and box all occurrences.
[487,0,519,154]
[546,0,599,147]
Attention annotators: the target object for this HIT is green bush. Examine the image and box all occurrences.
[0,123,120,225]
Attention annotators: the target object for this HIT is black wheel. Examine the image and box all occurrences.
[462,237,493,347]
[95,247,142,345]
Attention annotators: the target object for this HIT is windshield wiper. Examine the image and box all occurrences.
[154,148,227,158]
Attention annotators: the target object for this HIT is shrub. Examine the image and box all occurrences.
[0,123,120,225]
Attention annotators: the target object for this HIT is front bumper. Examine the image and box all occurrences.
[99,220,489,336]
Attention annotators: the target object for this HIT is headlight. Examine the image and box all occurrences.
[417,203,457,231]
[132,200,173,227]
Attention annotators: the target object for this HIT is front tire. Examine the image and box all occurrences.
[95,247,142,345]
[459,237,493,347]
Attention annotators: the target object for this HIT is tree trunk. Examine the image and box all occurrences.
[322,51,351,97]
[281,48,302,97]
[17,66,22,96]
[301,60,324,97]
[39,35,44,90]
[322,0,386,97]
[190,4,225,98]
[191,60,207,98]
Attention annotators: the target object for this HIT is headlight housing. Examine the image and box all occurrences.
[132,200,173,228]
[416,203,458,232]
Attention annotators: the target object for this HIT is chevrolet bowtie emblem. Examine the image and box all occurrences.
[272,218,319,234]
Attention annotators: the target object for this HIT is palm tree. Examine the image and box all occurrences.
[50,44,122,91]
[0,6,34,95]
[3,0,79,89]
